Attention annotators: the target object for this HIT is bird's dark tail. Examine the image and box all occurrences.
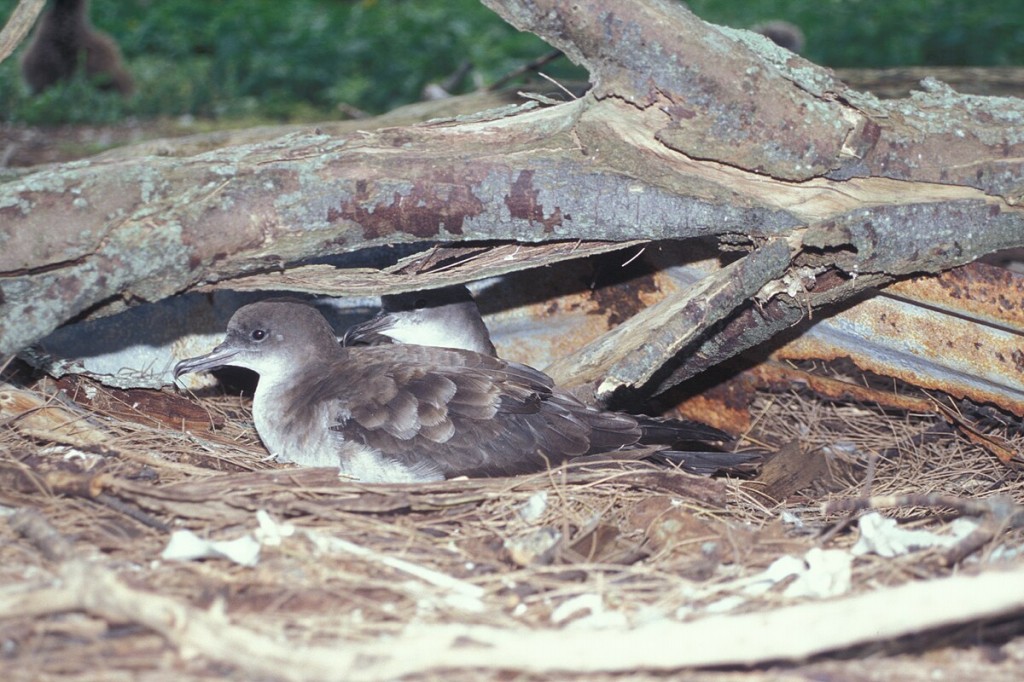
[632,415,760,476]
[635,415,733,445]
[653,449,762,476]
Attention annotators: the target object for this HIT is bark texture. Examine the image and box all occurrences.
[2,0,1022,400]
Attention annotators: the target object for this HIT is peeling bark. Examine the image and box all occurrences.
[2,0,1023,402]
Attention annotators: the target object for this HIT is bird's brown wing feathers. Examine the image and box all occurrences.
[283,345,637,477]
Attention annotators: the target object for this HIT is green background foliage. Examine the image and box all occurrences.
[0,0,1021,125]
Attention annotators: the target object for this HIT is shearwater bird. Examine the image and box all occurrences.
[342,284,496,355]
[174,300,756,482]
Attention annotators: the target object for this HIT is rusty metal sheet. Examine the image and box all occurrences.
[21,234,1024,424]
[483,256,1024,420]
[885,262,1024,329]
[774,262,1024,416]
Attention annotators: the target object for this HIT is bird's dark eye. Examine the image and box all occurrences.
[414,299,428,309]
[251,329,268,342]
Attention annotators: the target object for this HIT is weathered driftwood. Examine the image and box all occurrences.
[2,0,1023,403]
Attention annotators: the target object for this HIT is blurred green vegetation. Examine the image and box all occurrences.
[0,0,1021,125]
[690,0,1024,68]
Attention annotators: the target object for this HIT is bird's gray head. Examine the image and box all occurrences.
[174,300,340,382]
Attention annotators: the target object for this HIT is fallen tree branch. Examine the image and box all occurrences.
[2,0,1022,392]
[355,566,1024,678]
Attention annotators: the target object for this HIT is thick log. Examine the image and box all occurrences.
[2,0,1022,395]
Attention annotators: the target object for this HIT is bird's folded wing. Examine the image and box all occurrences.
[316,346,590,477]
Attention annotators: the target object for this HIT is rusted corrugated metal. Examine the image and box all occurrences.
[773,262,1024,416]
[24,236,1024,424]
[484,256,1024,421]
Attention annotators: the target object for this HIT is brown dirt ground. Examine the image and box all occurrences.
[2,357,1024,680]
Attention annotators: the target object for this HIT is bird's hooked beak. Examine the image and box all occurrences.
[340,313,395,346]
[173,342,241,380]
